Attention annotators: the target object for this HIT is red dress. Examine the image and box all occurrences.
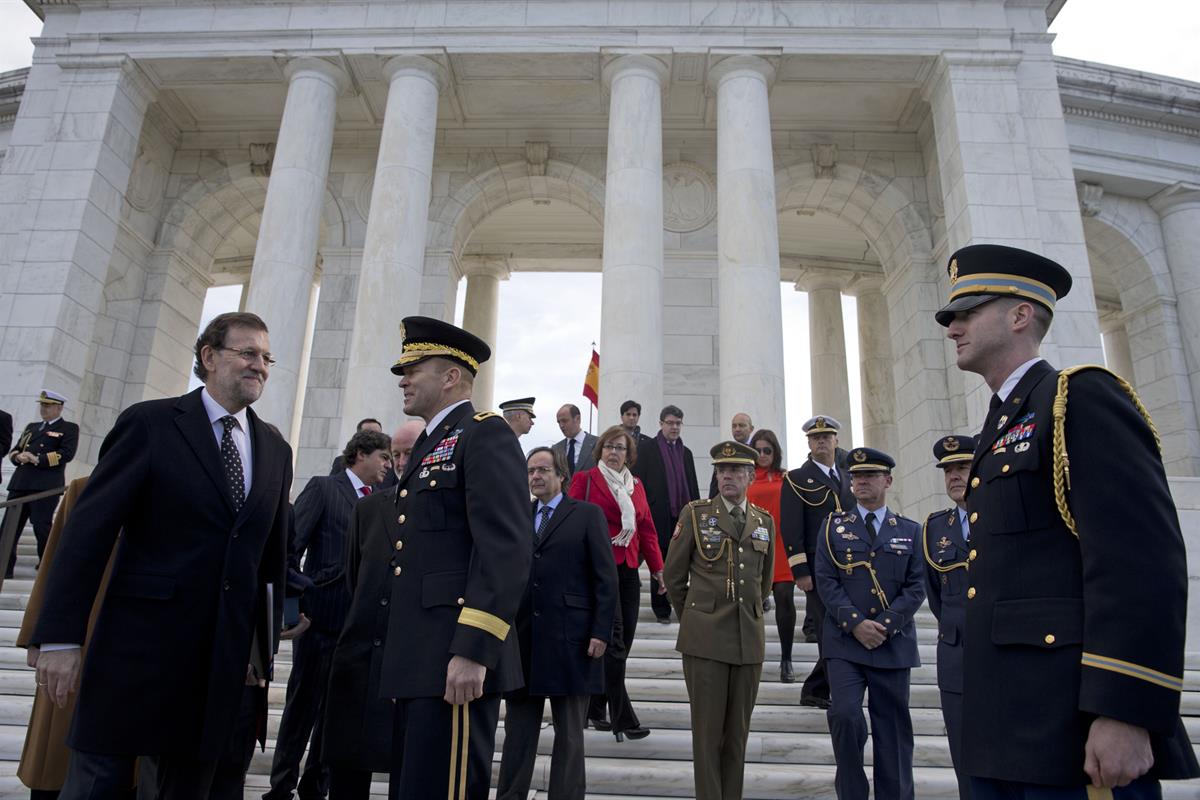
[568,467,664,572]
[746,466,792,584]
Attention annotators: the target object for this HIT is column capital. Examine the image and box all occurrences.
[601,53,670,90]
[382,54,449,93]
[794,267,850,293]
[460,256,511,281]
[707,53,777,93]
[1149,182,1200,215]
[283,57,349,94]
[845,272,886,297]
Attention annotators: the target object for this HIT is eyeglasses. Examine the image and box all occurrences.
[601,443,627,452]
[219,347,277,367]
[526,466,555,476]
[755,447,774,455]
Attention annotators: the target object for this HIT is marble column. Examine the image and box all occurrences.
[1151,182,1200,439]
[244,58,346,440]
[801,272,854,446]
[710,55,788,443]
[460,257,510,411]
[598,54,668,426]
[851,275,898,458]
[342,55,445,441]
[1098,307,1135,384]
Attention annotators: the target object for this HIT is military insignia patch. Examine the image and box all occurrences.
[721,443,736,457]
[852,449,867,463]
[422,433,461,465]
[937,536,953,550]
[418,467,430,479]
[1015,441,1030,453]
[672,522,682,540]
[944,437,959,452]
[888,517,897,526]
[836,525,846,533]
[993,414,1036,454]
[996,414,1009,430]
[839,531,860,541]
[751,528,770,542]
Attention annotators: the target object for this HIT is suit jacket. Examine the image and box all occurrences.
[922,507,969,694]
[962,360,1198,785]
[567,467,663,572]
[0,410,11,482]
[779,459,855,580]
[330,455,398,490]
[664,497,774,665]
[633,435,700,540]
[30,388,291,758]
[551,432,599,477]
[814,507,924,669]
[378,402,531,699]
[289,471,358,633]
[323,486,400,773]
[509,495,618,697]
[8,418,79,492]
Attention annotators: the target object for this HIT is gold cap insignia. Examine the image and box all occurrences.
[944,437,959,452]
[949,258,959,284]
[721,443,736,457]
[852,449,866,462]
[815,416,826,427]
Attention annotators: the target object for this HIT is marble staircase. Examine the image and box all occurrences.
[0,541,1196,799]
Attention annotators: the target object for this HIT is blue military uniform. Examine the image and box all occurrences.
[935,245,1199,797]
[814,447,924,800]
[921,434,976,800]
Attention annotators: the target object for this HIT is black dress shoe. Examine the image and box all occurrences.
[589,717,612,731]
[614,726,651,742]
[655,615,671,625]
[804,633,819,644]
[779,659,794,683]
[800,695,832,709]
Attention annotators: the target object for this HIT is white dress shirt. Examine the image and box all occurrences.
[857,504,890,537]
[565,431,587,466]
[996,357,1043,403]
[201,386,252,496]
[425,399,471,435]
[345,468,369,497]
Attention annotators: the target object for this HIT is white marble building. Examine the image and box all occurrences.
[1,0,1200,516]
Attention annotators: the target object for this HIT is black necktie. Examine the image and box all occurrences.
[989,394,1003,412]
[534,505,553,545]
[220,416,246,511]
[567,438,577,477]
[415,429,428,450]
[829,467,839,486]
[865,512,878,542]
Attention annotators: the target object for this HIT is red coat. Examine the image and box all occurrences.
[747,466,792,584]
[568,468,663,572]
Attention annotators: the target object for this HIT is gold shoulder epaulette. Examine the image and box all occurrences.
[749,501,769,516]
[688,497,716,510]
[473,411,498,422]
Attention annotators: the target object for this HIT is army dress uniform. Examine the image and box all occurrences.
[921,434,976,800]
[813,447,924,800]
[664,441,774,800]
[779,415,856,705]
[377,318,532,800]
[3,391,79,572]
[936,245,1199,795]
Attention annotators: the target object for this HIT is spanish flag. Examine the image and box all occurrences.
[582,349,600,407]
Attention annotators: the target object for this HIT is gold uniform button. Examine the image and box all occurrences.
[1001,464,1010,473]
[1044,634,1056,645]
[969,512,978,523]
[968,549,977,561]
[430,480,437,487]
[739,579,745,585]
[739,547,744,553]
[970,477,980,488]
[400,489,408,498]
[967,587,976,599]
[398,514,406,524]
[457,597,465,606]
[393,566,402,576]
[394,541,403,551]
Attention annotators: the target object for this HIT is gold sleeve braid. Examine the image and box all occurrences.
[1052,365,1161,539]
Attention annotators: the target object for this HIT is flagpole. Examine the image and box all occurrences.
[588,340,595,435]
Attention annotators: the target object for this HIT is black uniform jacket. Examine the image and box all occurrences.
[378,402,531,699]
[323,485,400,773]
[0,410,11,481]
[922,507,969,694]
[814,508,924,669]
[962,360,1199,785]
[508,495,618,698]
[289,471,356,633]
[634,435,700,540]
[31,388,291,757]
[8,418,79,492]
[779,459,855,580]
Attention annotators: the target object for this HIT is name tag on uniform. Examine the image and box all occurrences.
[751,527,770,542]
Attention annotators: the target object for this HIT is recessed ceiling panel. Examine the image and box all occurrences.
[143,57,284,87]
[457,82,603,118]
[777,209,878,265]
[778,55,927,84]
[452,53,599,81]
[770,84,913,125]
[170,84,286,122]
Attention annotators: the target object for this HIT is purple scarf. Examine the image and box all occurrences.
[657,432,688,518]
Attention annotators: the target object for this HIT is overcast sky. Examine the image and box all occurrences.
[2,1,1198,462]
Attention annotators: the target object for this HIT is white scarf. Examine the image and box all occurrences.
[598,461,637,547]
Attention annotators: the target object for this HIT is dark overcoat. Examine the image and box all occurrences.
[634,435,700,541]
[508,495,618,697]
[30,388,290,758]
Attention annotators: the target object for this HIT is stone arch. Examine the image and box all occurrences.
[1082,200,1175,311]
[426,158,606,261]
[773,158,948,511]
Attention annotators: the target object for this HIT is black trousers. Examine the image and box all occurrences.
[496,694,588,800]
[3,489,59,575]
[800,587,830,702]
[826,659,913,800]
[60,688,259,800]
[265,628,337,800]
[588,563,642,732]
[390,696,500,800]
[649,514,678,619]
[772,581,797,661]
[969,777,1160,800]
[941,689,972,800]
[326,767,373,800]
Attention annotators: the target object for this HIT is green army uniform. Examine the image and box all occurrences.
[664,441,774,800]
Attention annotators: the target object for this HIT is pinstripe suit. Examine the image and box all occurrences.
[266,471,362,800]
